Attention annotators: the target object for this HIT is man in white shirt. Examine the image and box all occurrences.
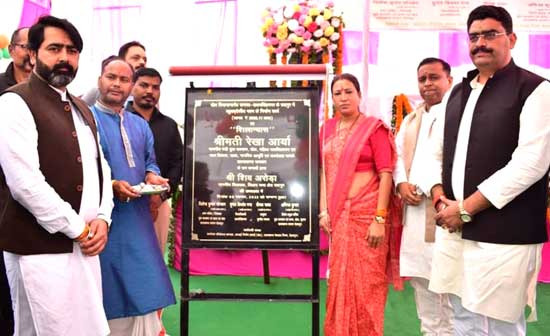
[422,5,550,335]
[394,57,454,335]
[0,16,113,335]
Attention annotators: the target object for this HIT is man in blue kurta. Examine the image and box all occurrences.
[91,56,175,335]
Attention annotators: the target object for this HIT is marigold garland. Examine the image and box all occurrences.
[335,23,343,74]
[390,94,413,135]
[301,53,309,87]
[281,52,288,87]
[269,51,277,88]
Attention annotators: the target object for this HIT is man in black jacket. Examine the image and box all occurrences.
[0,26,31,335]
[425,5,550,335]
[0,27,31,92]
[128,67,183,254]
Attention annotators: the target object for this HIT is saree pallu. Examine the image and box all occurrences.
[321,116,402,336]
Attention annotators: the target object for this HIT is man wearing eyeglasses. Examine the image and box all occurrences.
[0,27,32,93]
[0,27,36,336]
[421,5,550,335]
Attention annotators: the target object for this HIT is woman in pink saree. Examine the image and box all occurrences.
[320,73,403,336]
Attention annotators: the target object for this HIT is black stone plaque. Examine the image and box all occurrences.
[183,87,320,249]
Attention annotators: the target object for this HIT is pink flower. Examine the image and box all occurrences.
[320,21,330,30]
[313,41,322,51]
[294,26,306,36]
[303,39,314,47]
[269,37,279,45]
[303,31,312,40]
[300,45,311,53]
[307,22,318,33]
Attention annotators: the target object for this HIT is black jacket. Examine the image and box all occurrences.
[442,60,548,244]
[128,103,183,199]
[0,62,17,93]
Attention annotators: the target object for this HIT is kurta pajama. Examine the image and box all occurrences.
[92,104,176,321]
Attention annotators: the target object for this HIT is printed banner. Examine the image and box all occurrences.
[370,0,550,32]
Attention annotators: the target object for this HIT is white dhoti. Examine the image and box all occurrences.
[429,228,542,324]
[5,244,109,336]
[108,311,161,336]
[410,277,453,336]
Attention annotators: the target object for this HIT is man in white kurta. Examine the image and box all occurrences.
[423,5,550,336]
[394,57,454,336]
[0,16,113,335]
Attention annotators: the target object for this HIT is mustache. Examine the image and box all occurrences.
[52,62,75,75]
[472,46,493,55]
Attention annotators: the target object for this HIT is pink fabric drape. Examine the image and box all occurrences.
[343,31,379,66]
[18,0,51,28]
[537,217,550,282]
[529,35,550,69]
[439,31,470,67]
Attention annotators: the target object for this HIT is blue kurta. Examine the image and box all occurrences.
[92,103,176,319]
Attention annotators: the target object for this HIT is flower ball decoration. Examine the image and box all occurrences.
[261,1,344,75]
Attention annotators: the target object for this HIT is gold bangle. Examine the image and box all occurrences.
[375,209,387,217]
[74,225,90,242]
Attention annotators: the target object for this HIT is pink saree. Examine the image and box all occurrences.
[321,116,403,336]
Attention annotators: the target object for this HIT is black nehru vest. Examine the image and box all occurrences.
[442,60,548,244]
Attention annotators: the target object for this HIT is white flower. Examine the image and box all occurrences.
[288,33,297,42]
[313,41,322,50]
[313,29,324,38]
[331,17,341,27]
[330,32,340,41]
[328,44,338,51]
[283,6,295,19]
[303,39,314,47]
[287,19,299,32]
[274,11,284,24]
[315,15,325,25]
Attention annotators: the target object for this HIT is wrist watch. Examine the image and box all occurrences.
[458,200,472,223]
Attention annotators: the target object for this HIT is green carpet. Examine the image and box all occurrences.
[162,267,550,335]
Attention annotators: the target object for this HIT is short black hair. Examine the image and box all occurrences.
[417,57,451,75]
[10,27,28,45]
[133,67,163,83]
[28,16,83,53]
[100,55,134,77]
[118,41,145,58]
[467,5,513,34]
[331,73,361,95]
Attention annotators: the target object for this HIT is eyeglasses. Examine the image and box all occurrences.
[468,31,507,43]
[12,43,29,50]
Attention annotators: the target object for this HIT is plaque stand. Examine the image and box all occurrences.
[171,64,329,336]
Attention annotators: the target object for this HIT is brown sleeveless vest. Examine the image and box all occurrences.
[0,73,103,254]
